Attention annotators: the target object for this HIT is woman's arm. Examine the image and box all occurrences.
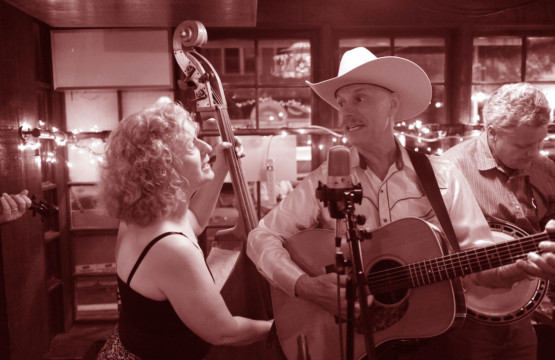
[152,235,272,345]
[188,141,233,235]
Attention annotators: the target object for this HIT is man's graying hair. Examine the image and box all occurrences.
[482,82,551,130]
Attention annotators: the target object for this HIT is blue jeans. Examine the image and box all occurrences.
[445,318,537,360]
[379,318,537,360]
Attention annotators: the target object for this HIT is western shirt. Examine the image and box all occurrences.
[247,140,493,297]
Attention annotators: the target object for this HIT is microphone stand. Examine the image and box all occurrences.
[342,190,376,360]
[317,180,376,360]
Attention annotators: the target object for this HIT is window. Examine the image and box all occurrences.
[471,36,555,124]
[198,39,312,129]
[189,37,315,218]
[339,37,447,125]
[64,88,173,320]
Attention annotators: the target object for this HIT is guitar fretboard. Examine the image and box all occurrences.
[368,232,552,294]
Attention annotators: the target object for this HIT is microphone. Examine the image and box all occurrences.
[315,145,361,219]
[326,145,352,218]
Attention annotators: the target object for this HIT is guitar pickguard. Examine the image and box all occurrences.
[363,298,410,333]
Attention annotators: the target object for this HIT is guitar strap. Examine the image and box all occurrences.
[406,149,461,252]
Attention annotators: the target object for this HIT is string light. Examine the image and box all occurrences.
[17,118,553,169]
[19,123,111,168]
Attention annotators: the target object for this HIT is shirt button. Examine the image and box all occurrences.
[380,189,384,193]
[383,219,388,223]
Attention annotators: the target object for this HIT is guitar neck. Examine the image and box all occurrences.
[369,231,553,294]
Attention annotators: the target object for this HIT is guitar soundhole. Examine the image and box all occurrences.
[369,259,408,305]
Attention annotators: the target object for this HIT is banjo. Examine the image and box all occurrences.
[464,220,549,324]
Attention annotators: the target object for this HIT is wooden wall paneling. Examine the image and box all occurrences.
[52,91,74,333]
[257,0,555,28]
[0,2,52,359]
[446,25,474,125]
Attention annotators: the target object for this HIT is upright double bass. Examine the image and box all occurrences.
[172,21,282,359]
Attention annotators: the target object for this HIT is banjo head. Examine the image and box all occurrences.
[465,221,549,325]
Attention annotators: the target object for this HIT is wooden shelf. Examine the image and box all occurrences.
[73,272,116,278]
[44,231,61,242]
[41,181,58,191]
[47,277,63,292]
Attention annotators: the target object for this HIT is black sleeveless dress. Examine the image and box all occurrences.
[97,232,212,360]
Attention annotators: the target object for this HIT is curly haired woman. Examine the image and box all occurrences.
[97,100,272,359]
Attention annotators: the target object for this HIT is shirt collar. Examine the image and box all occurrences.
[351,137,407,172]
[475,132,529,177]
[475,132,499,172]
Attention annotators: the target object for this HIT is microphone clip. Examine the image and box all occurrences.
[315,181,363,219]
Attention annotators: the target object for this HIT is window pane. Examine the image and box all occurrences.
[235,135,298,182]
[120,90,174,119]
[69,185,118,229]
[65,90,119,132]
[532,84,555,115]
[339,38,390,57]
[259,39,311,85]
[535,83,555,159]
[67,138,105,182]
[526,37,555,81]
[395,38,445,82]
[256,87,311,128]
[339,38,445,82]
[470,84,502,124]
[473,37,522,82]
[64,90,118,182]
[199,39,255,86]
[223,88,256,128]
[404,85,446,125]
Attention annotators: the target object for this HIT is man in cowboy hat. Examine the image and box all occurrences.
[247,47,553,359]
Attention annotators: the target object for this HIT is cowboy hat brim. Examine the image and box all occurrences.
[306,56,432,121]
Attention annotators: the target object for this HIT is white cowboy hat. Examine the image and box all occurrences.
[306,47,432,121]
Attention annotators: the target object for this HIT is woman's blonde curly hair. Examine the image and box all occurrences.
[99,101,198,226]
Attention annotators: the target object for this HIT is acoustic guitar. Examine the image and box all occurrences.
[272,217,554,360]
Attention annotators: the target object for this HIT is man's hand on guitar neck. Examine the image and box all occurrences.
[515,219,555,282]
[476,220,555,287]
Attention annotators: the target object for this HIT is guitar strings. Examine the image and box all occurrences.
[368,232,550,291]
[369,232,550,291]
[367,232,552,294]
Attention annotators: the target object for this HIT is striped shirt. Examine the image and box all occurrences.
[442,132,555,235]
